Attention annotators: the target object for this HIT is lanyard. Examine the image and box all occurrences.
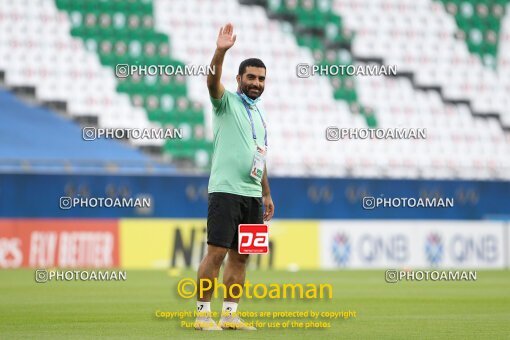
[236,92,268,147]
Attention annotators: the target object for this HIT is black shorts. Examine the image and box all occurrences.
[207,192,263,250]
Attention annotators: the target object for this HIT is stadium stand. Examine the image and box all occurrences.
[335,0,510,126]
[264,0,377,127]
[0,0,509,179]
[54,0,213,166]
[155,0,510,179]
[0,0,211,168]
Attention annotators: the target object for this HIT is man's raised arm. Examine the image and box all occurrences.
[207,23,236,99]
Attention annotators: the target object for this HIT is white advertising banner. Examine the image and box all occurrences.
[320,221,506,269]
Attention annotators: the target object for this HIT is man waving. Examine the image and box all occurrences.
[194,23,274,331]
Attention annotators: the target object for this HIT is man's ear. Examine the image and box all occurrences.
[236,74,241,85]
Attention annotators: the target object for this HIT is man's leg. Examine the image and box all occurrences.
[218,195,262,330]
[218,249,256,330]
[223,249,249,303]
[195,192,241,330]
[194,244,228,330]
[197,244,228,302]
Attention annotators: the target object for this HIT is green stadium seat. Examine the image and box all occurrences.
[437,0,510,66]
[273,0,376,126]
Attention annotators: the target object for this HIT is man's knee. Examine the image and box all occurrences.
[228,251,250,266]
[204,245,228,266]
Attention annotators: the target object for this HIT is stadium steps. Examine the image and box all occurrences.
[333,0,510,130]
[252,0,378,127]
[264,0,510,131]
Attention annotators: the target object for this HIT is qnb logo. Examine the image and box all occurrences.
[358,234,408,263]
[238,224,269,254]
[450,235,498,263]
[332,233,350,266]
[425,233,443,266]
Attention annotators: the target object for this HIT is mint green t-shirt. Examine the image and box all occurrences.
[208,90,267,197]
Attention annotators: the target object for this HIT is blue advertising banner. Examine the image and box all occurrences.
[0,174,509,219]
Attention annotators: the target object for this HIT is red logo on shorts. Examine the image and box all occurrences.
[238,224,269,254]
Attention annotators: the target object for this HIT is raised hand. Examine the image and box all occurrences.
[216,23,237,51]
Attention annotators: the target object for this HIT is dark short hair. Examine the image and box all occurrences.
[238,58,266,76]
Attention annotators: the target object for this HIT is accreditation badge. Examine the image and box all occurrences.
[250,146,266,182]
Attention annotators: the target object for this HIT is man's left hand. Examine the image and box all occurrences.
[263,194,274,221]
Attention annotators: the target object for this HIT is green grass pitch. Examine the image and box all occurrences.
[0,269,509,339]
